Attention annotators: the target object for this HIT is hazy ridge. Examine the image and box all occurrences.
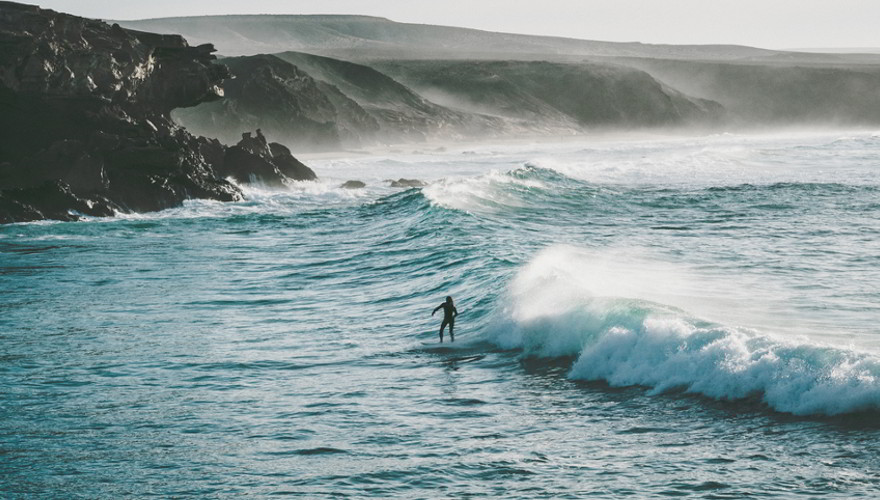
[119,14,880,151]
[117,15,780,61]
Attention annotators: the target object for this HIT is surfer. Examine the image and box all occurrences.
[432,296,458,343]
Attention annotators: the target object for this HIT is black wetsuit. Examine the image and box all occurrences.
[433,302,458,342]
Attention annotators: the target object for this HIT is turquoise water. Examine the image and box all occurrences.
[2,132,879,497]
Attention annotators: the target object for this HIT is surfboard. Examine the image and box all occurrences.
[421,340,459,347]
[441,354,485,363]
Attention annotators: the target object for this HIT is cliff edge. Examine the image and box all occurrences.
[0,2,314,223]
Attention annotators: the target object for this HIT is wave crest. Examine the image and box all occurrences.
[570,317,880,416]
[421,166,552,212]
[488,245,880,416]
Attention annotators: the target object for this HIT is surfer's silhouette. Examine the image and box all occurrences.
[432,296,458,343]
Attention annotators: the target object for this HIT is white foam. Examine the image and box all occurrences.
[517,130,880,188]
[569,317,880,415]
[422,168,546,213]
[487,245,880,416]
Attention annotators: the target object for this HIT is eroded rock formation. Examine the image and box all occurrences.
[0,2,314,223]
[218,130,316,186]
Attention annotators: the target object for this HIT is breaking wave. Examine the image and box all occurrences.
[487,245,880,416]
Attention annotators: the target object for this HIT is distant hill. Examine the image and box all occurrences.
[375,59,722,127]
[117,15,780,61]
[117,15,880,66]
[792,48,880,55]
[609,57,880,125]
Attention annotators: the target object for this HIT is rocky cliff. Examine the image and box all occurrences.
[171,54,380,150]
[376,60,724,128]
[172,52,512,151]
[0,2,314,223]
[172,51,724,151]
[607,57,880,126]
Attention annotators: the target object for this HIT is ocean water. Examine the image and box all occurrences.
[2,131,879,498]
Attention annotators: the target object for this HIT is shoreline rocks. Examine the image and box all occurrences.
[389,178,427,188]
[0,2,315,224]
[218,130,316,187]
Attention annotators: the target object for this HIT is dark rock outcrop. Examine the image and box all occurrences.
[389,178,426,188]
[0,2,315,224]
[0,181,115,222]
[268,142,317,181]
[341,180,366,189]
[216,130,316,186]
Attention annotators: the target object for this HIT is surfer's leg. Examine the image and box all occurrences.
[449,320,454,342]
[439,320,448,342]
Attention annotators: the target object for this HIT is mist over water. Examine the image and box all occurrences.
[2,131,879,497]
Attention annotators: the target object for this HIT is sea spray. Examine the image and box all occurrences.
[569,318,880,415]
[422,168,547,212]
[489,245,880,415]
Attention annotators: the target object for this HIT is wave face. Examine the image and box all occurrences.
[3,131,880,497]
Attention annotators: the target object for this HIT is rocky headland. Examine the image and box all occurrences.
[123,14,880,130]
[171,50,726,152]
[0,2,314,223]
[172,52,513,151]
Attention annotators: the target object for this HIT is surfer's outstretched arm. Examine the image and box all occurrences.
[432,304,443,316]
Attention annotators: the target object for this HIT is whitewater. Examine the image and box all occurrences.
[2,131,879,497]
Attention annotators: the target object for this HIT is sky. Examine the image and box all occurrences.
[30,0,880,50]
